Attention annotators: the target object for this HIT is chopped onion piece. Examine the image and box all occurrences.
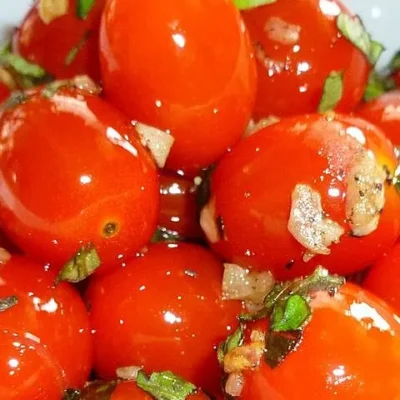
[200,198,220,244]
[71,75,101,95]
[264,17,301,45]
[116,365,142,381]
[225,372,244,398]
[345,152,386,237]
[222,263,274,304]
[0,248,11,264]
[38,0,68,24]
[288,184,344,261]
[0,67,16,91]
[134,122,175,168]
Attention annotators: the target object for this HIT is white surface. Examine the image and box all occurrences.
[0,0,399,68]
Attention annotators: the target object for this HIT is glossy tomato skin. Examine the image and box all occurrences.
[357,90,400,144]
[364,243,400,314]
[242,0,370,119]
[86,243,242,395]
[240,283,400,400]
[111,381,209,400]
[13,0,105,80]
[159,172,203,240]
[0,329,65,399]
[206,113,400,280]
[0,255,92,388]
[0,86,159,271]
[100,0,257,174]
[0,82,11,104]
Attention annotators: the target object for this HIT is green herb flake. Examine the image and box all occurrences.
[136,371,196,400]
[217,325,244,364]
[336,13,383,65]
[318,71,343,113]
[364,71,394,102]
[389,51,400,72]
[77,0,96,19]
[234,0,276,10]
[0,295,18,312]
[65,31,91,66]
[0,47,46,78]
[265,330,302,369]
[56,244,101,283]
[78,381,117,400]
[271,294,311,332]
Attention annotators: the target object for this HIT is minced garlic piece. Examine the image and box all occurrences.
[264,17,301,45]
[345,152,386,237]
[223,342,264,374]
[288,184,344,261]
[38,0,68,24]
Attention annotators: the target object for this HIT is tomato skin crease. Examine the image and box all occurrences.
[0,86,159,272]
[86,243,242,396]
[242,0,370,118]
[13,0,105,80]
[99,0,257,174]
[0,255,93,388]
[0,329,65,399]
[239,283,400,400]
[207,113,400,280]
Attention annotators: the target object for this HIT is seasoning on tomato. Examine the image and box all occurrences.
[0,254,92,388]
[13,0,105,80]
[201,113,400,280]
[86,243,243,396]
[99,0,257,174]
[241,0,379,119]
[0,81,159,273]
[220,268,400,399]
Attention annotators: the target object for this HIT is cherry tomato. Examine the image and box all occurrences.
[0,67,16,104]
[0,255,92,388]
[357,90,400,145]
[100,0,257,174]
[13,0,105,80]
[363,242,400,314]
[86,243,242,395]
[241,0,371,119]
[0,82,11,104]
[158,172,203,240]
[239,283,400,399]
[0,85,159,271]
[0,329,65,399]
[111,381,209,400]
[202,113,400,280]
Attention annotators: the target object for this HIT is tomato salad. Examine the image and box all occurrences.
[0,0,400,399]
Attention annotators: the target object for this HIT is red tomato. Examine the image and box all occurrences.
[241,0,371,119]
[0,255,92,388]
[203,113,400,280]
[0,82,11,104]
[13,0,105,80]
[100,0,257,174]
[111,381,209,400]
[239,283,400,399]
[0,85,159,271]
[86,243,242,395]
[0,329,65,399]
[363,242,400,314]
[357,90,400,145]
[158,172,203,240]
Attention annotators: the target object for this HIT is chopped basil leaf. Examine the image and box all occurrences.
[234,0,276,9]
[77,0,96,19]
[78,381,117,400]
[217,325,244,364]
[56,244,101,283]
[0,295,18,312]
[364,71,394,102]
[271,294,310,332]
[136,371,196,400]
[265,330,302,368]
[0,47,46,78]
[65,31,91,66]
[62,388,81,400]
[389,50,400,72]
[318,71,343,113]
[336,13,382,65]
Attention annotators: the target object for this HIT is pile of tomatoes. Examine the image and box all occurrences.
[1,0,400,399]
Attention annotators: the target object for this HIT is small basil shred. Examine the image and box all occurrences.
[0,46,46,78]
[234,0,277,10]
[65,31,91,66]
[217,325,244,364]
[77,0,96,19]
[318,71,344,113]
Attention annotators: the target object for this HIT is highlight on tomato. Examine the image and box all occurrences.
[201,112,400,280]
